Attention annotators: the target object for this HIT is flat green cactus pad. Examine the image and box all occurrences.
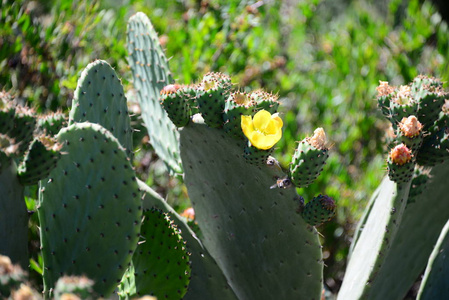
[417,219,449,299]
[119,208,190,300]
[69,59,133,159]
[360,160,449,300]
[137,179,238,300]
[180,123,323,300]
[127,12,182,174]
[338,177,411,300]
[38,122,142,298]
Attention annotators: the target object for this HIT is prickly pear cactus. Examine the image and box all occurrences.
[137,179,238,300]
[119,208,190,300]
[38,122,142,298]
[180,123,323,299]
[340,76,449,299]
[301,194,336,226]
[69,59,134,159]
[127,12,182,174]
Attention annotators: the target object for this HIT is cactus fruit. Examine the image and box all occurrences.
[250,89,280,114]
[416,127,449,166]
[387,143,415,183]
[376,81,395,118]
[301,194,336,226]
[0,255,27,298]
[53,276,95,300]
[411,75,447,128]
[160,84,191,128]
[17,135,62,186]
[195,73,232,128]
[289,128,329,188]
[397,115,423,153]
[389,85,417,127]
[243,143,273,166]
[223,91,257,140]
[69,59,134,159]
[119,208,190,300]
[38,122,142,298]
[127,12,182,174]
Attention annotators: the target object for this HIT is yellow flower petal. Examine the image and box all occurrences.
[253,110,272,132]
[240,109,283,150]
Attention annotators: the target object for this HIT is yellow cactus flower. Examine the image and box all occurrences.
[241,110,283,150]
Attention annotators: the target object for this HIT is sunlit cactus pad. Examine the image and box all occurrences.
[38,122,142,298]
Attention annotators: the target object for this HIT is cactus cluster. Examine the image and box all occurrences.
[8,9,449,300]
[338,76,449,299]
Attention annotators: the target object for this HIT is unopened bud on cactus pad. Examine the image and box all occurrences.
[160,84,191,128]
[398,116,423,153]
[376,81,395,97]
[224,91,257,140]
[389,144,412,166]
[399,116,422,138]
[301,195,336,226]
[387,144,415,183]
[289,128,329,188]
[195,73,232,128]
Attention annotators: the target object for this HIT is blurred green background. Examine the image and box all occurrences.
[1,0,448,295]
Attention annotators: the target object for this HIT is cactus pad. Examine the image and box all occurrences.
[180,123,323,300]
[127,12,182,174]
[160,84,191,128]
[37,111,67,136]
[38,122,142,298]
[289,128,329,188]
[69,59,134,159]
[301,194,336,226]
[119,208,190,300]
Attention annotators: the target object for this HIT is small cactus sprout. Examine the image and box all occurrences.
[289,128,329,188]
[160,84,191,128]
[387,143,415,183]
[301,194,336,226]
[240,109,283,150]
[398,116,423,153]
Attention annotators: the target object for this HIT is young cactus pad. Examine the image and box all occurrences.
[180,123,323,300]
[127,12,182,174]
[38,122,142,298]
[119,208,190,300]
[69,59,133,159]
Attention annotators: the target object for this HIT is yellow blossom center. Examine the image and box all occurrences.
[241,110,283,150]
